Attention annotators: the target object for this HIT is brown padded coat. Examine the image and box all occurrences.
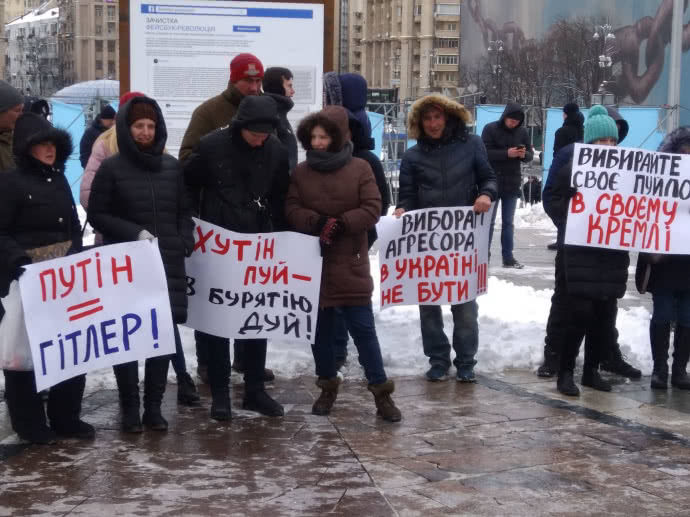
[286,106,382,308]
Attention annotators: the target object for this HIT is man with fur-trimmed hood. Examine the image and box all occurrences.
[395,94,497,382]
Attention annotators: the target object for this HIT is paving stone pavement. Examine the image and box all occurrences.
[2,220,689,516]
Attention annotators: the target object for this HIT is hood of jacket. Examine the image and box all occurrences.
[296,105,350,152]
[605,106,629,144]
[230,95,279,135]
[12,112,73,172]
[116,96,167,171]
[658,126,690,153]
[262,91,294,117]
[563,111,584,129]
[407,94,472,141]
[500,102,525,128]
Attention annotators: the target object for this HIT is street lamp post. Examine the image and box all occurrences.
[426,48,436,91]
[592,23,616,105]
[488,39,504,103]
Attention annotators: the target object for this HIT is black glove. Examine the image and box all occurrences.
[566,186,578,199]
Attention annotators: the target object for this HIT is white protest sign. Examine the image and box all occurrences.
[19,240,175,391]
[376,206,493,308]
[129,0,324,156]
[565,143,690,253]
[185,218,322,344]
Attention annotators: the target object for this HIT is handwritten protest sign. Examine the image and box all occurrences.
[19,240,175,391]
[565,143,690,253]
[185,218,322,344]
[376,206,493,308]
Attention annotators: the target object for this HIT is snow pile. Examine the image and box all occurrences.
[494,202,556,231]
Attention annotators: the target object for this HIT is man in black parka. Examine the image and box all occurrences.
[481,102,533,268]
[184,95,289,421]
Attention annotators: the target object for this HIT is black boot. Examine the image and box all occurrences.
[207,338,231,421]
[113,362,142,433]
[671,326,690,390]
[557,370,580,396]
[243,389,284,417]
[3,370,56,444]
[600,343,642,379]
[48,375,95,440]
[650,321,671,389]
[142,356,170,431]
[177,372,201,406]
[581,368,612,392]
[537,350,559,378]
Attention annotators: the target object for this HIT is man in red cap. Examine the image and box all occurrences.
[179,52,276,386]
[179,53,264,163]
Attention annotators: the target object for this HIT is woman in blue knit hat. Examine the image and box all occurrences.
[542,105,631,396]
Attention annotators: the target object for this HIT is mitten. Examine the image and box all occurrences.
[138,229,155,241]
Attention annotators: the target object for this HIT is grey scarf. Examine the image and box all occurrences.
[306,141,353,172]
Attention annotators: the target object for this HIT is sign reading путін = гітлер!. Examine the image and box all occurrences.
[565,143,690,253]
[184,218,322,345]
[375,206,494,309]
[19,240,176,391]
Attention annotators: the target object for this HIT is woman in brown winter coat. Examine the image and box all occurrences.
[286,106,401,422]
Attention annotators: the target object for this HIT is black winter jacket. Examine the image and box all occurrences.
[79,116,108,168]
[87,97,194,324]
[0,113,81,297]
[263,92,298,173]
[553,114,584,154]
[481,102,533,196]
[183,119,290,234]
[543,156,629,299]
[398,95,496,211]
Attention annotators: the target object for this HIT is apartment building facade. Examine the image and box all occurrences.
[5,1,59,95]
[57,0,119,85]
[344,0,460,101]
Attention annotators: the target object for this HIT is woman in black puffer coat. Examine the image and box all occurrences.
[88,96,195,433]
[635,127,690,391]
[0,113,94,444]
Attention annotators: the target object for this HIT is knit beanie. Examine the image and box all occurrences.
[563,102,579,116]
[262,67,292,96]
[584,105,618,144]
[119,91,145,108]
[230,53,264,83]
[0,80,24,113]
[127,100,158,126]
[100,105,116,120]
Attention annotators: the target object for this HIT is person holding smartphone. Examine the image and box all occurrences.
[481,103,533,268]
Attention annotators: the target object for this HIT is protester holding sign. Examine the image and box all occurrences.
[635,127,690,390]
[395,94,496,383]
[0,113,94,444]
[179,53,277,387]
[88,96,195,432]
[183,95,289,421]
[286,105,401,422]
[542,105,630,396]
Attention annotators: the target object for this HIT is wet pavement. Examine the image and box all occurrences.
[3,370,690,516]
[2,223,690,515]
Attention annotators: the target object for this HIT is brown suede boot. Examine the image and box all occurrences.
[312,377,341,416]
[367,379,402,422]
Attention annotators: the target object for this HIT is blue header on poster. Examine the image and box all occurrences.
[141,4,313,18]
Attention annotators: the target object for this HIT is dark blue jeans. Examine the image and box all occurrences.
[489,193,519,262]
[333,307,349,363]
[169,326,186,378]
[419,301,478,374]
[652,291,690,326]
[312,305,387,385]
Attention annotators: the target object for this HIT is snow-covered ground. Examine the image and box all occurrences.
[1,204,652,394]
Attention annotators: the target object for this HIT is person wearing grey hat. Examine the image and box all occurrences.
[0,80,25,173]
[183,95,290,421]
